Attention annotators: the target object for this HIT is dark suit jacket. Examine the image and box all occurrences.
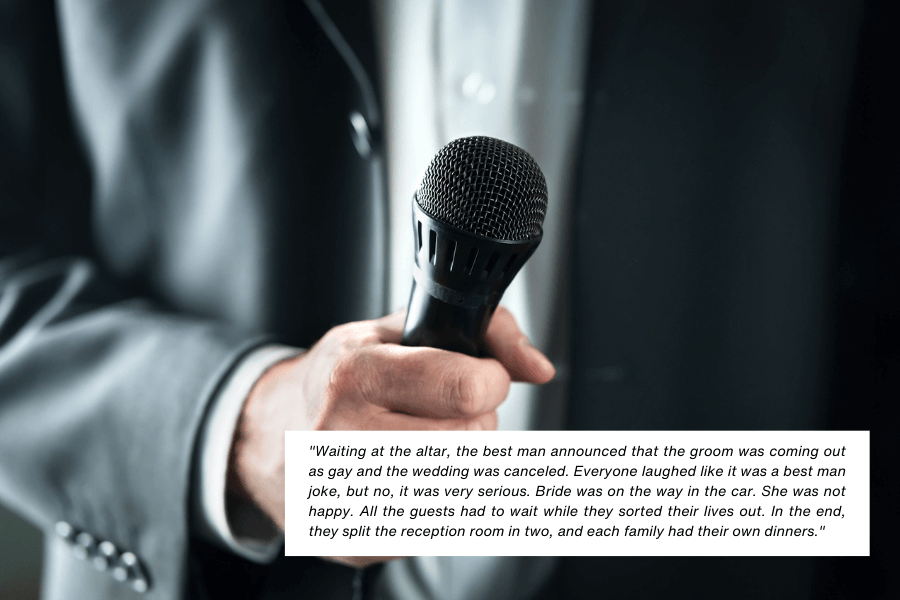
[0,0,891,599]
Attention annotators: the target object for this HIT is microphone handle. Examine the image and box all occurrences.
[401,279,496,357]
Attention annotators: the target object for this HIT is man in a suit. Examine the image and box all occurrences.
[0,0,890,599]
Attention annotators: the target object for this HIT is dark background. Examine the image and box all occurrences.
[559,0,897,597]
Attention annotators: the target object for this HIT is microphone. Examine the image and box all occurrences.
[401,136,548,357]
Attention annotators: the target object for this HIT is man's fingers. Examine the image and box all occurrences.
[484,306,555,383]
[331,344,511,420]
[363,409,498,431]
[333,306,551,424]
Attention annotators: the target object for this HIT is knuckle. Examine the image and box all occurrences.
[444,370,483,416]
[324,355,353,401]
[326,351,369,402]
[326,322,355,341]
[355,327,382,347]
[332,321,380,346]
[322,324,386,405]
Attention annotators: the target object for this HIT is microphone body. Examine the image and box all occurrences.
[400,137,548,357]
[402,200,541,356]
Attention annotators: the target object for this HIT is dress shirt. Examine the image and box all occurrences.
[375,2,591,598]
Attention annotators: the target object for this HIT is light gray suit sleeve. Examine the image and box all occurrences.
[0,4,271,597]
[3,0,386,596]
[0,254,266,598]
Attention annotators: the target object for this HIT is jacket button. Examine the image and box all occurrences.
[119,552,150,593]
[111,563,129,583]
[55,521,76,544]
[349,111,373,158]
[72,532,97,560]
[131,577,149,594]
[93,540,118,572]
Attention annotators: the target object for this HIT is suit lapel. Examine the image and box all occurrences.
[303,0,383,128]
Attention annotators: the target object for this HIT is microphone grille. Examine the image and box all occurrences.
[415,136,548,241]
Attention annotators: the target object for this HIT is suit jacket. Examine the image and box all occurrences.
[1,0,889,599]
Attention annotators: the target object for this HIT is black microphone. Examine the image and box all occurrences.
[401,136,548,357]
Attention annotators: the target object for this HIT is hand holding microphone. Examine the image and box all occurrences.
[226,138,554,567]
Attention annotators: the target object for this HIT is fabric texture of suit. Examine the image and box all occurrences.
[0,0,891,599]
[2,0,384,598]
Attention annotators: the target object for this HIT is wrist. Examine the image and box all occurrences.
[227,354,301,530]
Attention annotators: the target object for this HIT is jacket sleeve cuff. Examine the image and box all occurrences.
[192,344,302,563]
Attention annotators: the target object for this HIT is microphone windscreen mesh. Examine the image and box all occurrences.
[415,136,548,241]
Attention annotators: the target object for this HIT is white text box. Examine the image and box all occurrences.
[285,431,869,557]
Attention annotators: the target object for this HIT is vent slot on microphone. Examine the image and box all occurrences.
[480,252,500,281]
[445,239,457,269]
[464,247,479,274]
[428,230,437,264]
[500,253,518,278]
[417,221,423,251]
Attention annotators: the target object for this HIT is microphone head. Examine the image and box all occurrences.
[415,136,548,242]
